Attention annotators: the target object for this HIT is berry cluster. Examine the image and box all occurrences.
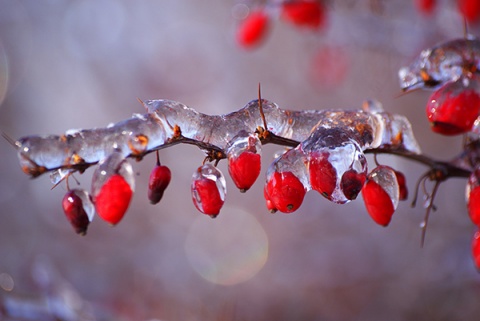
[12,25,480,273]
[401,36,480,268]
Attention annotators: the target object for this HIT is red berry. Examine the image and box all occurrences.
[94,174,133,225]
[62,190,90,235]
[266,171,306,213]
[309,151,337,199]
[426,79,480,135]
[228,151,261,192]
[341,169,366,200]
[414,0,436,14]
[458,0,480,23]
[236,10,270,49]
[282,1,325,29]
[468,186,480,226]
[148,164,171,204]
[263,185,278,213]
[394,171,408,201]
[192,164,224,217]
[362,179,395,227]
[472,230,480,270]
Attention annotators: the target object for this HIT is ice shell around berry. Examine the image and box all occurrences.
[368,166,400,210]
[362,180,395,227]
[73,189,95,222]
[301,131,368,204]
[191,164,226,217]
[62,189,94,235]
[226,130,262,159]
[227,131,262,192]
[91,152,135,197]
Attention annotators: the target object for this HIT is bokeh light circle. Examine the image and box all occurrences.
[184,206,269,286]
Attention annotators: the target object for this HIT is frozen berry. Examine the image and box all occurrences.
[426,77,480,135]
[309,151,337,199]
[191,164,226,217]
[362,179,395,227]
[228,151,261,192]
[266,171,306,213]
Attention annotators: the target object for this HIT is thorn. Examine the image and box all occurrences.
[258,83,268,130]
[2,132,19,149]
[137,97,147,112]
[394,86,423,98]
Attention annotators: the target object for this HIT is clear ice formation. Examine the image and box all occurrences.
[15,99,421,181]
[399,37,480,92]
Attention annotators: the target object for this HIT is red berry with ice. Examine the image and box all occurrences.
[361,166,399,227]
[191,164,226,217]
[308,151,337,199]
[62,189,94,235]
[236,9,270,49]
[227,132,262,192]
[266,171,306,214]
[148,164,171,204]
[91,153,135,225]
[426,76,480,135]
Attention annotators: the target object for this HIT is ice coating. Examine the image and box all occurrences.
[399,37,480,92]
[191,163,226,216]
[72,189,95,222]
[368,166,400,210]
[15,99,421,178]
[301,127,368,204]
[226,130,262,159]
[91,151,135,197]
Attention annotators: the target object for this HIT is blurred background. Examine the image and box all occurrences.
[1,0,480,320]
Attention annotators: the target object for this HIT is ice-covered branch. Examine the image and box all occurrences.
[15,99,420,178]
